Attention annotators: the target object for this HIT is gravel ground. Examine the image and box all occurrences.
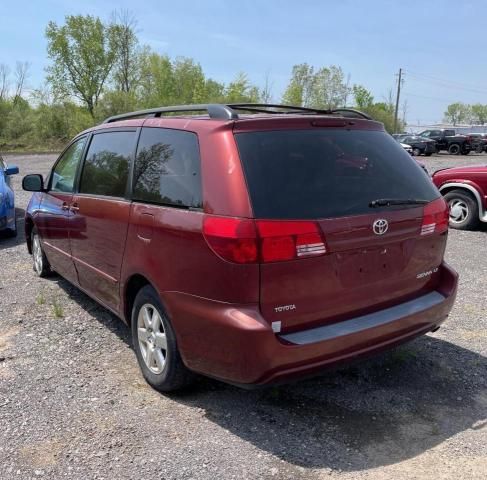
[0,152,486,480]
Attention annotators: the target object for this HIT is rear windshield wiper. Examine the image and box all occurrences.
[369,198,429,208]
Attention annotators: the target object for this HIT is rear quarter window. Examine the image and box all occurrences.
[132,127,202,209]
[235,129,439,220]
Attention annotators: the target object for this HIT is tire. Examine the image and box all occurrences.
[448,144,461,155]
[31,229,51,277]
[444,189,480,230]
[413,147,421,156]
[131,285,194,392]
[5,215,17,238]
[475,145,483,154]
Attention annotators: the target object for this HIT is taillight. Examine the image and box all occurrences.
[203,216,258,264]
[421,197,449,235]
[203,216,327,263]
[257,220,327,262]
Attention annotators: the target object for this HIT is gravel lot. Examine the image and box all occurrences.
[0,152,486,480]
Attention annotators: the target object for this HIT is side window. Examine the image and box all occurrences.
[51,137,86,193]
[79,131,135,197]
[421,131,430,137]
[133,127,202,208]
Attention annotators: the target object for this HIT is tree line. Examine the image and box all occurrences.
[443,102,487,126]
[0,12,403,151]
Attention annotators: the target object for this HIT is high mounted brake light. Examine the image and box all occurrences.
[203,216,327,264]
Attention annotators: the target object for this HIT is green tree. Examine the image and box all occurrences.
[45,15,119,117]
[111,10,141,93]
[224,72,260,103]
[352,84,374,110]
[444,102,469,125]
[172,57,206,104]
[282,63,314,106]
[138,50,175,108]
[204,79,225,102]
[310,65,349,109]
[470,104,487,125]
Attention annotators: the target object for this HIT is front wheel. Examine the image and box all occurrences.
[31,230,51,277]
[5,215,17,238]
[444,190,480,230]
[131,285,194,392]
[412,147,421,156]
[448,144,461,155]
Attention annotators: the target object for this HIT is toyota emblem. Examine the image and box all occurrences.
[373,219,389,235]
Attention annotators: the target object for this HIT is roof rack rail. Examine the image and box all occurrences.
[102,104,238,123]
[102,103,373,124]
[228,103,372,120]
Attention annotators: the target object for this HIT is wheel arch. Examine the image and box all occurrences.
[123,273,154,326]
[438,182,486,221]
[25,215,35,254]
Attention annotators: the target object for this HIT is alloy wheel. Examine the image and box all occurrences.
[137,303,168,374]
[32,235,44,275]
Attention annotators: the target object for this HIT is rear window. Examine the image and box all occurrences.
[235,129,439,219]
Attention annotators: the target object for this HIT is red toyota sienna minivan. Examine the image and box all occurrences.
[23,104,458,392]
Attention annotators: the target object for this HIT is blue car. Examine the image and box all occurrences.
[0,155,19,237]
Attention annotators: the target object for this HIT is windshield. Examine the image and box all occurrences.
[235,129,439,219]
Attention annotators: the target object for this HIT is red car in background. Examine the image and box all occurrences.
[432,164,487,230]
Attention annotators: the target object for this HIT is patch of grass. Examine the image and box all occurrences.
[51,299,64,318]
[36,292,46,305]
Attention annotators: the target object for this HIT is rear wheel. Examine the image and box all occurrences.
[444,190,480,230]
[412,147,421,156]
[131,285,194,392]
[31,229,51,277]
[448,144,461,155]
[475,145,483,153]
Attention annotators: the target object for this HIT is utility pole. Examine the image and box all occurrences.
[393,68,402,133]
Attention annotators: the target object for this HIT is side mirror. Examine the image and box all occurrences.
[22,174,44,192]
[5,165,19,176]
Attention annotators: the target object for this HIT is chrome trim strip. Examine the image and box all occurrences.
[279,291,446,345]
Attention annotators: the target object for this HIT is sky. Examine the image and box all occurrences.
[1,0,487,125]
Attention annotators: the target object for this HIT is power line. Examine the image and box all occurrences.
[404,70,487,95]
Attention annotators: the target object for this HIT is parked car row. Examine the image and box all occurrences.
[393,134,436,156]
[394,129,487,156]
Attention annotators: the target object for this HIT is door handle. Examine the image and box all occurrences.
[70,203,80,213]
[61,202,69,211]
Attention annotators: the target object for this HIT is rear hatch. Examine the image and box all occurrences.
[234,123,448,333]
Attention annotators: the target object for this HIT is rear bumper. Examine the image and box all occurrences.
[163,262,458,387]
